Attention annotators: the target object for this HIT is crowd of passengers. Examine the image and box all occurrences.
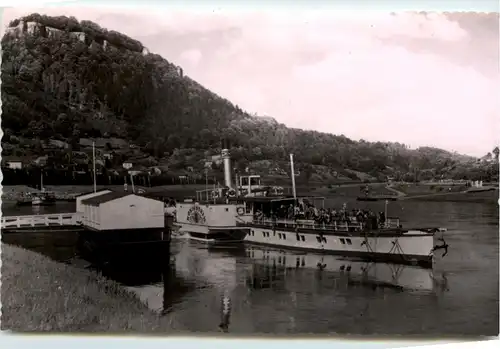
[254,202,387,229]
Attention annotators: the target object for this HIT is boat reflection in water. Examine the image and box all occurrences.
[99,238,448,333]
[171,236,247,291]
[98,254,197,316]
[244,247,443,293]
[165,239,447,333]
[172,238,443,294]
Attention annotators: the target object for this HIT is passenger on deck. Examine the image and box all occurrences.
[370,212,378,230]
[327,209,334,224]
[329,209,338,224]
[378,212,386,228]
[270,210,277,223]
[310,205,317,220]
[291,202,389,230]
[351,209,357,219]
[294,205,300,218]
[304,204,312,220]
[278,205,286,218]
[337,209,344,222]
[365,213,374,230]
[296,203,305,219]
[254,210,264,221]
[317,208,327,224]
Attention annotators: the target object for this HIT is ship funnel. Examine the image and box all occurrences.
[222,148,232,188]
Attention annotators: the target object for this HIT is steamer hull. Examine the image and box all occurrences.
[241,223,434,268]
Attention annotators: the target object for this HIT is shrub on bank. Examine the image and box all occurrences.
[1,244,182,332]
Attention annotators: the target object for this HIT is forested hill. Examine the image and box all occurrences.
[1,14,498,183]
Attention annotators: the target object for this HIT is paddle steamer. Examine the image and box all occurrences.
[174,148,447,268]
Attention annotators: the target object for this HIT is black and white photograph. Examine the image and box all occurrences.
[0,1,498,340]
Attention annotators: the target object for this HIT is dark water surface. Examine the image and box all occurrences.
[2,199,498,336]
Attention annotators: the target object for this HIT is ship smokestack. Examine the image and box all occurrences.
[222,148,232,188]
[290,153,297,200]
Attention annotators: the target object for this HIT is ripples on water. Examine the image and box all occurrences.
[2,200,498,335]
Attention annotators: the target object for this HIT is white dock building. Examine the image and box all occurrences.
[80,192,165,232]
[76,189,112,214]
[77,191,170,264]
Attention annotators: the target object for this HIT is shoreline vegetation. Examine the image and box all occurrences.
[1,182,498,204]
[0,243,182,332]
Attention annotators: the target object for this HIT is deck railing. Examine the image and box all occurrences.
[1,213,83,229]
[246,217,401,231]
[196,189,217,202]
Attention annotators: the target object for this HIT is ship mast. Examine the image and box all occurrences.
[92,141,97,193]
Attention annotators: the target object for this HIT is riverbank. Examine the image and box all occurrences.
[401,189,499,204]
[392,183,499,204]
[1,243,179,332]
[2,182,497,204]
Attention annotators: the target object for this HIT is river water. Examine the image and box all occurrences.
[2,199,498,336]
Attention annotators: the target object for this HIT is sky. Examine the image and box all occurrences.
[1,2,499,157]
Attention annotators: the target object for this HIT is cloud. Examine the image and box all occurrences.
[192,12,498,155]
[377,11,470,41]
[2,7,498,156]
[179,49,203,67]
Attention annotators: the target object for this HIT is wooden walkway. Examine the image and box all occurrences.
[1,213,82,229]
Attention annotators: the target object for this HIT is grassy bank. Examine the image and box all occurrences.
[392,183,499,203]
[403,189,499,204]
[309,183,394,198]
[1,243,180,332]
[392,183,467,197]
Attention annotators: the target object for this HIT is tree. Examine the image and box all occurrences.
[493,146,499,161]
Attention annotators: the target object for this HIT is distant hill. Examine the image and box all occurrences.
[1,13,498,184]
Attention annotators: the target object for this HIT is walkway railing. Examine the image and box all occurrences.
[1,212,83,229]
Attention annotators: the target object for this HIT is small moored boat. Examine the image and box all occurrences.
[16,191,56,206]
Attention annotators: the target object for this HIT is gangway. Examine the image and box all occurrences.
[1,212,82,230]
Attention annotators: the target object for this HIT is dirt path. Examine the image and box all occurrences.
[399,191,467,200]
[385,185,407,198]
